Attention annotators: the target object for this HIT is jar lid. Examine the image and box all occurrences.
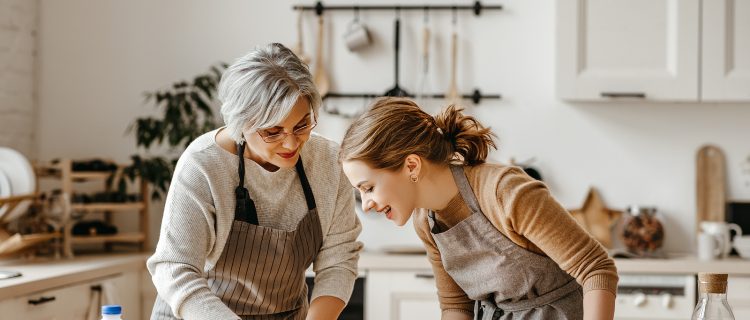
[627,205,657,216]
[698,273,728,293]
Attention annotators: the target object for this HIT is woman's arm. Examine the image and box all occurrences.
[306,296,346,320]
[308,165,363,314]
[147,157,239,320]
[584,289,616,320]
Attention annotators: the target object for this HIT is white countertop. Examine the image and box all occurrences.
[2,251,749,301]
[359,251,750,275]
[0,253,149,300]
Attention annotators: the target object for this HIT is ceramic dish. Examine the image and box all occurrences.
[0,169,11,217]
[0,147,36,222]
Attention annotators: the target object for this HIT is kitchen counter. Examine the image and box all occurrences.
[359,251,750,275]
[0,253,149,300]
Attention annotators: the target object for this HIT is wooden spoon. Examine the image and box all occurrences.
[313,15,330,97]
[292,7,311,64]
[446,31,459,104]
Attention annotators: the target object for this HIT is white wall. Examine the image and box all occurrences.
[0,0,37,158]
[36,0,750,253]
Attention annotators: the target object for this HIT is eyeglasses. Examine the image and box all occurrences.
[256,110,317,143]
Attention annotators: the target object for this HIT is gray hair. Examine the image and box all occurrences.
[218,43,321,142]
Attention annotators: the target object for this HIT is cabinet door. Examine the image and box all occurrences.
[728,276,750,319]
[366,271,442,320]
[702,0,750,101]
[557,0,700,101]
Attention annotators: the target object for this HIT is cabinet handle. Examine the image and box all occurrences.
[28,296,56,305]
[601,92,646,99]
[415,273,435,279]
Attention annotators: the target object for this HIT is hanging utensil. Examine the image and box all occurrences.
[292,7,311,64]
[416,9,431,103]
[446,9,460,104]
[313,14,330,97]
[384,12,409,97]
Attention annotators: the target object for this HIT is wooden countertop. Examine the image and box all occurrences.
[0,253,149,300]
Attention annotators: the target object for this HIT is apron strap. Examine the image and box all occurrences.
[235,140,259,225]
[488,279,581,313]
[450,165,482,215]
[294,157,316,211]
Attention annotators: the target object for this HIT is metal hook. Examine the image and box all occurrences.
[452,7,457,25]
[423,6,429,23]
[354,6,360,22]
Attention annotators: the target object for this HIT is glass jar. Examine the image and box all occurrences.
[691,273,735,319]
[620,206,665,256]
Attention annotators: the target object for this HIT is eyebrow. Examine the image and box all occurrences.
[265,113,311,130]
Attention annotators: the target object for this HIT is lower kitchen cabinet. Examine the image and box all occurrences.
[366,270,441,320]
[728,276,750,319]
[0,271,139,320]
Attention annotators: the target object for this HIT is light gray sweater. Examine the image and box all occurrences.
[147,130,363,319]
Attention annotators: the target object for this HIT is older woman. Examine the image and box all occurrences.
[148,43,362,320]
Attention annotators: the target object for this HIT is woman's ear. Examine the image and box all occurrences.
[404,154,422,176]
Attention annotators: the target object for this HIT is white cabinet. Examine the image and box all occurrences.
[557,0,750,102]
[728,276,750,319]
[702,0,750,101]
[0,271,140,320]
[366,270,441,320]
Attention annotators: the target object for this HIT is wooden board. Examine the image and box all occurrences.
[696,145,727,230]
[570,187,622,248]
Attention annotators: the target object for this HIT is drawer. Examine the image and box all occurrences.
[366,270,441,320]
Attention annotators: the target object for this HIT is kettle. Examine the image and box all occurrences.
[700,221,743,259]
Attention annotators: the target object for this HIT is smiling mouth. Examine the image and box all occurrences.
[382,206,392,219]
[278,150,297,159]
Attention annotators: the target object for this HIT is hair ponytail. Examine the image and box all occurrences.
[434,104,496,165]
[339,97,497,170]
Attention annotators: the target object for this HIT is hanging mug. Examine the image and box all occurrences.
[343,19,371,52]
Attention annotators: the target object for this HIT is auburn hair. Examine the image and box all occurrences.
[339,97,497,170]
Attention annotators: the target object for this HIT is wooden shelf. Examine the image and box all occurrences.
[71,232,145,244]
[71,202,144,212]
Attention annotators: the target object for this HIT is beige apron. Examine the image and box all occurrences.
[428,166,583,320]
[151,142,322,320]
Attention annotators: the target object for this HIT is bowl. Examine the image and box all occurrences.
[735,243,750,259]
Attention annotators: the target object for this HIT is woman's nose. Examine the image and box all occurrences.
[361,199,375,213]
[281,133,301,149]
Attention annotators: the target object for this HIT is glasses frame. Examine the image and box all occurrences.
[256,108,317,143]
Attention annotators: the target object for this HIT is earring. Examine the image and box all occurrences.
[410,174,418,183]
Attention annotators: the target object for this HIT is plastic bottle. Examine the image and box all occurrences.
[691,273,735,320]
[101,304,122,320]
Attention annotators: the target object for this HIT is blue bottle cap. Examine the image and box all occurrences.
[102,304,122,315]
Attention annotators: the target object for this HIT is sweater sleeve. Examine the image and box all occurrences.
[146,157,240,320]
[413,211,475,316]
[496,167,619,295]
[310,166,363,304]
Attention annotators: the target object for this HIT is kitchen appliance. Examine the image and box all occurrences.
[614,274,696,319]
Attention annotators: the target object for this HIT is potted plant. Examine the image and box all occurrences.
[119,64,227,199]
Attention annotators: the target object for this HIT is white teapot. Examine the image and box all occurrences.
[700,221,743,259]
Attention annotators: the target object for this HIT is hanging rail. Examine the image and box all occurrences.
[294,1,503,16]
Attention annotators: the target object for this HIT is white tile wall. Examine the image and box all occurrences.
[0,0,37,159]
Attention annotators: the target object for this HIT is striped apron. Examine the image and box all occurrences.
[151,142,323,320]
[428,166,583,320]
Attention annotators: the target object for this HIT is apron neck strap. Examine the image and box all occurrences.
[450,165,482,215]
[295,158,316,211]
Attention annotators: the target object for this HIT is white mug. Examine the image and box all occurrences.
[697,232,722,260]
[700,221,743,259]
[343,20,371,52]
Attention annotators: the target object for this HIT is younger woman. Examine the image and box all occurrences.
[339,97,617,320]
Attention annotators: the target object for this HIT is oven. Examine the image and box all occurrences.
[614,274,696,320]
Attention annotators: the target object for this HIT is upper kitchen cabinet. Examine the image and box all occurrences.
[556,0,701,101]
[702,0,750,101]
